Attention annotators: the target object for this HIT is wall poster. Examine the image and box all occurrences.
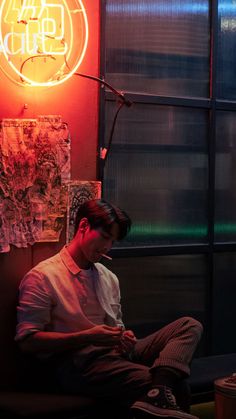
[0,115,70,252]
[66,180,101,243]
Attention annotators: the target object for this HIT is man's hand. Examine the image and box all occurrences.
[85,325,123,347]
[118,329,137,355]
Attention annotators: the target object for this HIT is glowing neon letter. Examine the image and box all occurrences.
[3,32,25,55]
[4,0,67,55]
[0,0,89,87]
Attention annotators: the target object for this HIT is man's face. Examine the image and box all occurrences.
[78,219,119,263]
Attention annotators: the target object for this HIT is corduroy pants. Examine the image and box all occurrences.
[55,316,203,406]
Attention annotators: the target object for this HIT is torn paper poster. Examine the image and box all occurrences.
[66,181,102,243]
[36,183,68,242]
[0,116,70,252]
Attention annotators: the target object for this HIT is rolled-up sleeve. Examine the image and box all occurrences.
[15,270,52,341]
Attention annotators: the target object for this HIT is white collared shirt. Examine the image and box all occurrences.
[15,246,124,342]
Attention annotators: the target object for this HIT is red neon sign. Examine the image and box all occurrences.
[0,0,89,86]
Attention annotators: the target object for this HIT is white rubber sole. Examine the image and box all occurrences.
[131,401,199,419]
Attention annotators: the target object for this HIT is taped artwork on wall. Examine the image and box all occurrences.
[66,180,101,243]
[0,116,70,252]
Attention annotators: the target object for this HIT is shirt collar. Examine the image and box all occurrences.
[59,245,82,275]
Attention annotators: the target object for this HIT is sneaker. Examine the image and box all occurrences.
[131,386,199,419]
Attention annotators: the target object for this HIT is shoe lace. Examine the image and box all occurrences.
[165,387,180,409]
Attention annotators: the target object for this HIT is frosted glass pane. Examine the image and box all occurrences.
[103,102,209,246]
[217,1,236,99]
[213,252,236,353]
[105,0,210,97]
[103,254,207,355]
[215,111,236,241]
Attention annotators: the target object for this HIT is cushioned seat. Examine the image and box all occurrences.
[0,392,96,419]
[188,353,236,404]
[0,349,131,419]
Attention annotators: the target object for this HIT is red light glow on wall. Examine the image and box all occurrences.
[0,0,89,86]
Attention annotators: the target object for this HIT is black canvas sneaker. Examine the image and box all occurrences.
[131,386,199,419]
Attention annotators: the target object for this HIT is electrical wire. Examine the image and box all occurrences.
[104,100,125,164]
[74,72,132,108]
[18,54,132,167]
[74,72,132,167]
[19,54,56,82]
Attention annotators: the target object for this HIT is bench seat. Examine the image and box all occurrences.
[2,354,236,417]
[188,353,236,404]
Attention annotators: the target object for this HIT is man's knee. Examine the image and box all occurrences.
[180,316,203,340]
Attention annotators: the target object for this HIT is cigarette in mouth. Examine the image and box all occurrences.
[101,253,112,260]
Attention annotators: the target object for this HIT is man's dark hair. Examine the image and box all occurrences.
[74,199,132,240]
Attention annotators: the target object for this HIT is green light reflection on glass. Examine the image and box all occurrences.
[129,223,236,238]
